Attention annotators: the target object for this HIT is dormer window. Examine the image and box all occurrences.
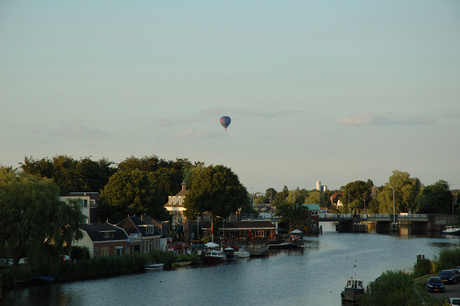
[101,231,115,238]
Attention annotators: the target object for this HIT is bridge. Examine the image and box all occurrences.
[317,213,457,232]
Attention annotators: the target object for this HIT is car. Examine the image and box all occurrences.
[439,270,458,284]
[426,277,445,293]
[453,269,460,282]
[60,255,71,262]
[450,298,460,306]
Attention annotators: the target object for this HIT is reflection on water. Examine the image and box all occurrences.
[4,225,460,306]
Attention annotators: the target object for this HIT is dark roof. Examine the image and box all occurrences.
[80,223,127,242]
[116,216,161,237]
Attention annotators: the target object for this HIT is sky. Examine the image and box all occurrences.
[1,1,459,194]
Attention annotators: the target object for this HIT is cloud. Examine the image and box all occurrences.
[54,120,107,139]
[172,129,223,139]
[339,112,373,125]
[155,117,175,127]
[339,112,436,126]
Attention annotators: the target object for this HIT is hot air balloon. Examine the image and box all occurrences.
[220,116,231,130]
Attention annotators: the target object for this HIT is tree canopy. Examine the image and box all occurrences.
[98,170,168,223]
[183,165,248,220]
[0,169,85,269]
[275,203,309,233]
[20,155,116,195]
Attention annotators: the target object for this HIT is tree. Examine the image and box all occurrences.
[339,181,371,214]
[377,171,422,213]
[416,180,452,214]
[275,203,309,233]
[98,170,168,223]
[265,188,277,204]
[0,170,85,270]
[305,190,321,205]
[118,155,199,207]
[183,165,248,220]
[20,155,116,195]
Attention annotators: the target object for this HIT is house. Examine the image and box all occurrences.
[116,216,162,253]
[60,192,99,223]
[164,182,192,240]
[73,223,135,258]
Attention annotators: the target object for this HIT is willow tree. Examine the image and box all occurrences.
[0,169,85,269]
[183,165,248,221]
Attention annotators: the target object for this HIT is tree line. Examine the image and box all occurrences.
[255,170,457,215]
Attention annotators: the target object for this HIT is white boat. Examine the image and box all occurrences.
[144,262,164,270]
[341,277,365,305]
[234,247,250,258]
[442,226,460,236]
[204,250,227,263]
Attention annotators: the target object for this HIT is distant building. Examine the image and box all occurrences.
[316,180,327,192]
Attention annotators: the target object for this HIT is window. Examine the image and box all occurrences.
[101,247,109,257]
[101,231,115,238]
[115,246,123,256]
[93,247,98,258]
[83,200,88,208]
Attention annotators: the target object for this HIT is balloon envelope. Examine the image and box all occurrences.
[220,116,231,130]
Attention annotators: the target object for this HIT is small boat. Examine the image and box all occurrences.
[442,226,460,236]
[269,239,292,249]
[340,277,365,305]
[172,260,192,267]
[234,247,250,258]
[224,248,238,261]
[33,276,54,285]
[204,250,227,263]
[144,262,164,270]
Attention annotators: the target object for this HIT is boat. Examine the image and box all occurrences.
[269,239,292,249]
[224,247,238,261]
[204,250,227,263]
[442,226,460,236]
[144,262,164,270]
[172,260,192,267]
[340,276,365,305]
[234,247,250,258]
[32,276,54,285]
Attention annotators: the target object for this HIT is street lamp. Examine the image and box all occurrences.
[389,186,396,231]
[216,216,225,248]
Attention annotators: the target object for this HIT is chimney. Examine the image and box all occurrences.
[182,181,186,191]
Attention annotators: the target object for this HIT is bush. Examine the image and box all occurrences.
[437,248,460,270]
[413,258,434,278]
[359,271,420,306]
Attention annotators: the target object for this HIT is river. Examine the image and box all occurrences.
[3,222,460,306]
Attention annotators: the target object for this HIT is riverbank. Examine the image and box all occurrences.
[0,250,197,289]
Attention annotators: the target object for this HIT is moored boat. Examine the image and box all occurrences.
[269,239,292,249]
[224,248,238,261]
[234,247,250,258]
[442,226,460,236]
[341,277,365,305]
[33,276,54,285]
[172,260,192,267]
[144,262,164,270]
[204,250,227,263]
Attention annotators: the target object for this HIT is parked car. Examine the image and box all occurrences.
[450,298,460,306]
[60,255,71,262]
[453,269,460,282]
[439,270,457,284]
[426,277,445,293]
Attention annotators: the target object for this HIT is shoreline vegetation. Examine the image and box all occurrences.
[360,247,460,305]
[1,249,198,288]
